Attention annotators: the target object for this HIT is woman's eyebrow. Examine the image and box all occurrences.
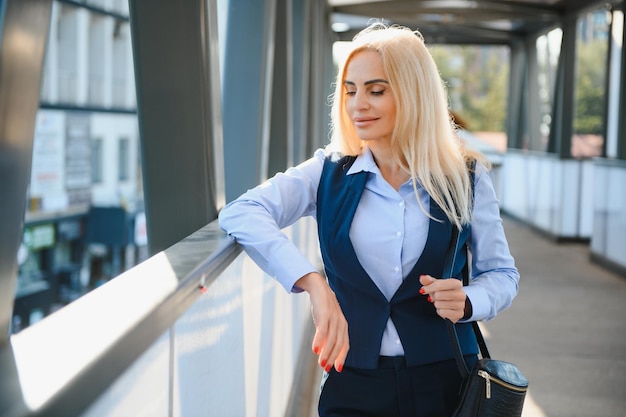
[343,79,390,86]
[364,79,389,85]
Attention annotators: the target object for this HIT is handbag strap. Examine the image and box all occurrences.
[444,225,491,379]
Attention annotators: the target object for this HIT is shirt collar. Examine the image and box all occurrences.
[346,146,418,190]
[346,146,379,176]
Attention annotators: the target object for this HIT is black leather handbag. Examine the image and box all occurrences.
[444,226,529,417]
[447,320,529,416]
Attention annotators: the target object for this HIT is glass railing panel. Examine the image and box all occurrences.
[500,150,594,239]
[172,218,316,417]
[591,160,626,272]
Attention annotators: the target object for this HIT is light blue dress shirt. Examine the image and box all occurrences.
[218,146,520,356]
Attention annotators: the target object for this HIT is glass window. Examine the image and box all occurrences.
[58,5,79,103]
[112,21,129,108]
[14,1,145,336]
[88,14,106,106]
[572,8,610,158]
[92,138,103,183]
[118,137,129,181]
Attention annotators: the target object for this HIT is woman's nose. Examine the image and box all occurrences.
[354,91,369,110]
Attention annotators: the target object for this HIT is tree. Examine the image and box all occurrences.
[574,40,607,134]
[431,45,509,132]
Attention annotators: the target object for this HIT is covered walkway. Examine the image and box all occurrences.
[1,1,626,416]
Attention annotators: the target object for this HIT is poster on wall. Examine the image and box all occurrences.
[30,110,67,211]
[65,112,92,207]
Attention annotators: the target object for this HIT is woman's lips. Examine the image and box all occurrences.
[353,117,378,127]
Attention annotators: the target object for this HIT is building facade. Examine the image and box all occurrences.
[14,0,143,332]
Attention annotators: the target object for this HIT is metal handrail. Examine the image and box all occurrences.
[0,219,241,417]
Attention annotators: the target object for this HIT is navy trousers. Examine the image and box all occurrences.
[318,355,478,417]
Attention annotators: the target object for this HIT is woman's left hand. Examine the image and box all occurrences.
[419,275,467,323]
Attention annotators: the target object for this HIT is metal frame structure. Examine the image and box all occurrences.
[128,0,224,254]
[0,0,53,344]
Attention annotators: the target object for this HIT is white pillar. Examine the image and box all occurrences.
[102,17,114,107]
[76,8,90,105]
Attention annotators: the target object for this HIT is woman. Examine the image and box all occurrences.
[219,23,519,417]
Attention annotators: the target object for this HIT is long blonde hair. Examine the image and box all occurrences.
[328,23,486,228]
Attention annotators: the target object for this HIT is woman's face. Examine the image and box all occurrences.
[343,50,396,144]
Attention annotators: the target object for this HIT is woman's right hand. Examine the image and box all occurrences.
[295,272,349,373]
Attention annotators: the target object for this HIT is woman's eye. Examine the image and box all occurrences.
[344,88,385,96]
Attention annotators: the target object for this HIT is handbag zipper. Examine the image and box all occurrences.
[477,370,528,400]
[478,370,491,398]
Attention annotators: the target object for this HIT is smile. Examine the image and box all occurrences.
[353,117,378,127]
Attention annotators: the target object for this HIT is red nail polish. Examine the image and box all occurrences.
[427,296,433,303]
[320,359,327,367]
[419,288,426,295]
[337,364,343,373]
[325,365,332,372]
[313,346,320,355]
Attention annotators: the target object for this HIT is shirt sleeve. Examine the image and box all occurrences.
[462,164,520,322]
[217,149,326,293]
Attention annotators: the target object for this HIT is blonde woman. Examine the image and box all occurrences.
[219,23,519,417]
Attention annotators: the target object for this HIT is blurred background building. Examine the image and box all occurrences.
[14,0,144,332]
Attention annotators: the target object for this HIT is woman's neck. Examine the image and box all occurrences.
[369,143,410,191]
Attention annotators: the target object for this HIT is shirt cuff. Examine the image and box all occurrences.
[266,242,319,294]
[461,285,490,322]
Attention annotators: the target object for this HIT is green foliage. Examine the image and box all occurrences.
[430,45,509,132]
[574,40,607,134]
[430,34,607,137]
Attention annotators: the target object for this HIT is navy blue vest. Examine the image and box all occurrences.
[316,155,478,369]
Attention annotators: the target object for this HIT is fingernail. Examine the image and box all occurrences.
[419,288,426,295]
[313,346,320,355]
[427,296,433,303]
[337,364,343,373]
[325,365,332,372]
[320,359,327,367]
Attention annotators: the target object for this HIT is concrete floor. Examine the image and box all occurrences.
[488,216,626,417]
